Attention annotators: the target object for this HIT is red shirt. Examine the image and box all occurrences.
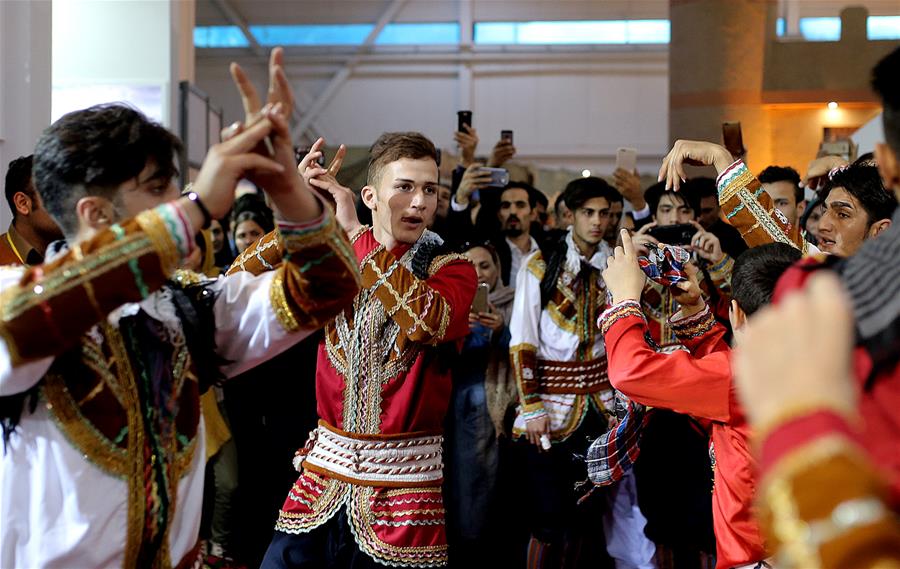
[602,303,767,568]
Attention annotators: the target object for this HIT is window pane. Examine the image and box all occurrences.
[376,23,460,45]
[250,24,375,46]
[194,26,249,48]
[473,20,670,45]
[798,17,841,41]
[868,16,900,40]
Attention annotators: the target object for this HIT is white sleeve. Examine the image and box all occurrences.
[211,270,314,379]
[0,267,54,396]
[509,252,542,350]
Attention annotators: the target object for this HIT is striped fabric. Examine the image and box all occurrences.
[585,391,647,487]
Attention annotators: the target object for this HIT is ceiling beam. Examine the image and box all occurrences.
[295,0,409,138]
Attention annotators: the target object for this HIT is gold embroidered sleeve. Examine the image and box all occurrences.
[361,249,477,345]
[0,203,191,365]
[226,230,284,276]
[717,160,805,250]
[510,343,545,420]
[759,436,900,568]
[269,210,361,332]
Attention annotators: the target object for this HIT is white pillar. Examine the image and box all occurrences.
[0,0,52,228]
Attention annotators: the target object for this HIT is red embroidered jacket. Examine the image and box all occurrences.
[275,228,476,568]
[601,300,767,568]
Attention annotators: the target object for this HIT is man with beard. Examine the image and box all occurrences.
[0,155,64,265]
[494,182,540,288]
[263,132,477,568]
[509,176,655,569]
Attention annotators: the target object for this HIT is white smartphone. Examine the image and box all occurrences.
[616,147,638,173]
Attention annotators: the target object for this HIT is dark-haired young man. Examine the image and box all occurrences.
[496,182,541,287]
[815,163,896,256]
[0,155,63,265]
[681,177,747,260]
[758,165,806,232]
[509,176,655,569]
[265,131,477,568]
[602,237,801,569]
[0,50,360,568]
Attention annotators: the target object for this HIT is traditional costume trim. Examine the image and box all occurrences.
[537,357,610,394]
[670,304,716,340]
[270,270,301,332]
[706,254,734,285]
[428,253,471,277]
[598,300,645,337]
[297,422,444,487]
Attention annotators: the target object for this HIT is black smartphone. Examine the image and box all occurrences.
[458,110,473,132]
[501,129,513,145]
[647,223,696,246]
[722,122,745,158]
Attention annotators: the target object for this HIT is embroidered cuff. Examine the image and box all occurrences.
[598,300,644,337]
[136,202,196,276]
[521,404,548,423]
[706,254,733,283]
[716,159,755,204]
[670,303,715,340]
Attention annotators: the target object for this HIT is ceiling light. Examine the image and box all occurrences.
[827,101,839,109]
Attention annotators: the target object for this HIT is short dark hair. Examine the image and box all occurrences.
[501,181,541,209]
[822,162,898,228]
[231,193,275,235]
[366,132,437,186]
[4,155,34,218]
[680,177,717,200]
[758,166,803,204]
[562,176,619,212]
[644,181,700,220]
[732,243,801,316]
[33,104,182,236]
[872,46,900,156]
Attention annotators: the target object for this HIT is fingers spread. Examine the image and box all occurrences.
[230,62,261,117]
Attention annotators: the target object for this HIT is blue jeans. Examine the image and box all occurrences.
[444,380,498,543]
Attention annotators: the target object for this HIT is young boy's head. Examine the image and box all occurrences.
[362,132,439,246]
[729,243,802,342]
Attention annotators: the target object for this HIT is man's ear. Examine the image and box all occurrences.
[361,185,377,211]
[12,192,32,216]
[868,217,892,239]
[75,196,114,232]
[875,142,900,196]
[728,299,746,331]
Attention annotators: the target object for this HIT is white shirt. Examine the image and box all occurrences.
[0,267,316,568]
[507,235,540,288]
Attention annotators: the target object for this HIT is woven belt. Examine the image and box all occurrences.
[537,357,610,394]
[295,421,444,487]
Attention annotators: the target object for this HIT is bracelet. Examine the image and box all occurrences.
[186,191,212,230]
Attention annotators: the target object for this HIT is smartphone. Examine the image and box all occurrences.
[470,283,490,314]
[501,130,514,145]
[647,223,696,246]
[616,147,638,172]
[478,167,509,188]
[457,110,473,132]
[722,122,745,158]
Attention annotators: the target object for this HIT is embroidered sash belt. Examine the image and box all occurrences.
[537,357,610,394]
[295,420,444,488]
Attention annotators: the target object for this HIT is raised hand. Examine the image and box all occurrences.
[298,139,360,235]
[658,140,735,191]
[602,229,648,305]
[229,47,294,125]
[687,220,724,263]
[671,262,704,314]
[453,124,479,167]
[455,163,493,206]
[805,155,849,191]
[613,168,645,209]
[630,222,659,256]
[488,139,516,168]
[187,114,285,224]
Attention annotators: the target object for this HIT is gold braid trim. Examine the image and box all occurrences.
[428,253,471,277]
[720,168,757,203]
[135,208,181,276]
[270,270,301,332]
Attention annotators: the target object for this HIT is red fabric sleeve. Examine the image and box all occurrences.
[604,312,733,422]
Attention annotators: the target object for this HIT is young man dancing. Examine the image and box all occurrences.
[0,50,359,568]
[264,132,477,568]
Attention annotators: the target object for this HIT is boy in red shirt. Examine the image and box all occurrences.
[599,232,800,569]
